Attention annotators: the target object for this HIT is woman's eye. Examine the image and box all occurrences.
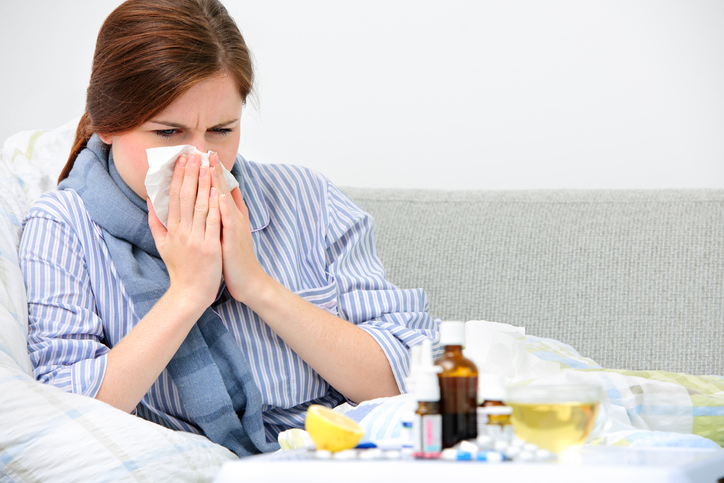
[210,128,232,137]
[155,129,178,138]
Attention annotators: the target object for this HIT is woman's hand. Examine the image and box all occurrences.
[148,152,223,309]
[208,155,399,403]
[209,152,269,304]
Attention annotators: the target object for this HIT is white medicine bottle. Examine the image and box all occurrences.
[477,374,513,444]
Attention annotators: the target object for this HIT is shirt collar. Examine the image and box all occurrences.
[236,155,269,233]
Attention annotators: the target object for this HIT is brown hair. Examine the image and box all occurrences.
[60,0,254,183]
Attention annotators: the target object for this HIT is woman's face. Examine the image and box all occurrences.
[99,74,244,199]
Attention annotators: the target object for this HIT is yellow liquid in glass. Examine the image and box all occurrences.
[508,402,599,453]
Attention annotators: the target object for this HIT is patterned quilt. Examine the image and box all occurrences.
[283,322,724,450]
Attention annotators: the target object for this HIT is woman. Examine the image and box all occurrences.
[19,0,438,457]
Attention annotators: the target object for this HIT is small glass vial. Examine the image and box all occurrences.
[477,374,514,445]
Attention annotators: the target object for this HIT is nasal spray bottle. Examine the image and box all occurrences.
[412,339,443,459]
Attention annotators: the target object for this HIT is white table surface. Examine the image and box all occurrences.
[213,446,724,483]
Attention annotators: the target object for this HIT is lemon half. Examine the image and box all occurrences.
[304,405,365,452]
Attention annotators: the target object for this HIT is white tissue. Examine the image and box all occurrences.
[145,145,239,227]
[462,320,563,384]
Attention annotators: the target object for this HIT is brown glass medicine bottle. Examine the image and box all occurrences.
[434,321,478,448]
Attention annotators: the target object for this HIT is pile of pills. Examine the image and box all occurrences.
[312,448,403,460]
[439,437,556,463]
[440,448,506,462]
[308,436,555,463]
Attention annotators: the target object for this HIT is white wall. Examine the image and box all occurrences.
[2,0,723,190]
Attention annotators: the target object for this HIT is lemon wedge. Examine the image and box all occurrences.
[304,405,365,452]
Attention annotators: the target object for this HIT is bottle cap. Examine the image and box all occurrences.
[415,338,442,402]
[478,374,507,402]
[439,321,466,347]
[480,405,513,416]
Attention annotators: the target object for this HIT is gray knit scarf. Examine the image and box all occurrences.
[59,134,279,457]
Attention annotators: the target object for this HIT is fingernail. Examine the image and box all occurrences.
[220,193,228,204]
[210,187,218,198]
[213,164,219,178]
[177,155,187,168]
[200,166,208,178]
[189,154,198,166]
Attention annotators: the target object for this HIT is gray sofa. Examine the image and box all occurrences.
[3,117,723,479]
[343,188,724,376]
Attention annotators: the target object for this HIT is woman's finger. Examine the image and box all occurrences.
[191,164,211,237]
[147,197,167,245]
[211,152,247,222]
[179,153,201,229]
[166,154,187,228]
[206,187,221,242]
[231,186,248,217]
[218,192,235,231]
[210,152,231,196]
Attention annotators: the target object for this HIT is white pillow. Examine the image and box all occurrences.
[1,117,78,211]
[0,362,236,482]
[0,122,238,482]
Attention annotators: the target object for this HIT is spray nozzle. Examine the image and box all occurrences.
[419,338,442,374]
[412,338,442,402]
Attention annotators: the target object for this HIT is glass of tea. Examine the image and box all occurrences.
[505,384,607,453]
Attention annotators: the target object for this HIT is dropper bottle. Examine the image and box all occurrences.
[413,339,442,459]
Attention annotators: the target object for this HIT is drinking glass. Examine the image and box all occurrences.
[505,384,608,454]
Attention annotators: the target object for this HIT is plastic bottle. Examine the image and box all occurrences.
[400,344,421,458]
[477,374,514,445]
[412,339,443,459]
[434,321,478,448]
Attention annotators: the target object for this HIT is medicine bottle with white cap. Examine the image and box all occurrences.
[434,321,478,448]
[413,339,443,459]
[478,374,514,444]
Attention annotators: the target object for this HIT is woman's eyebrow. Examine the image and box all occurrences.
[209,119,239,129]
[148,120,186,129]
[148,119,240,129]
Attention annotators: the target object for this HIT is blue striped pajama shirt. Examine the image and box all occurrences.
[19,157,439,441]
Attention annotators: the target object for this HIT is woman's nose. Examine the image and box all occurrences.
[189,135,207,154]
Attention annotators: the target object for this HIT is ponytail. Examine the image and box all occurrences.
[59,112,93,184]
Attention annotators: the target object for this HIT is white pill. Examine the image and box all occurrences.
[441,449,458,461]
[535,449,555,461]
[494,440,509,452]
[459,440,479,454]
[315,450,332,459]
[476,435,493,449]
[333,449,358,460]
[518,450,535,462]
[487,451,505,463]
[385,450,402,460]
[359,449,384,460]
